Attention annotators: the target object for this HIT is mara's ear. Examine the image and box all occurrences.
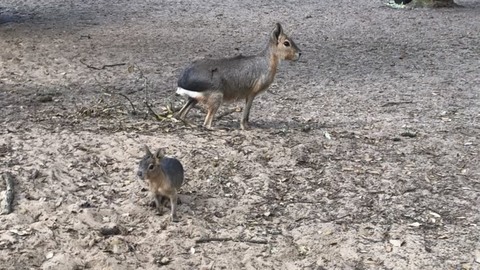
[271,23,283,43]
[144,145,152,156]
[155,148,165,159]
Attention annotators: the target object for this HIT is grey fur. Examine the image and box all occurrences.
[159,158,184,188]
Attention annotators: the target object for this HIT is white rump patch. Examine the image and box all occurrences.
[176,87,205,99]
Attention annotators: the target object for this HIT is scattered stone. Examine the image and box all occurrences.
[400,132,417,138]
[155,256,171,266]
[37,95,53,103]
[301,125,311,132]
[99,224,121,236]
[389,239,405,247]
[474,250,480,264]
[45,251,54,260]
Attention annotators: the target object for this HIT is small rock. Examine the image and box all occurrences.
[55,198,63,207]
[301,125,311,132]
[389,239,404,247]
[161,257,170,264]
[37,95,53,103]
[45,251,54,260]
[99,224,121,236]
[400,132,417,138]
[297,245,309,255]
[155,256,170,266]
[0,231,17,244]
[79,201,93,208]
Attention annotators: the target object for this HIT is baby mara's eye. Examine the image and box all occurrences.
[283,41,290,47]
[148,164,154,170]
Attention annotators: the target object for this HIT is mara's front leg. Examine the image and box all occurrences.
[241,95,255,130]
[154,194,165,215]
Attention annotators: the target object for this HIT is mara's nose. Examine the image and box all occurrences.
[296,51,302,60]
[137,171,143,178]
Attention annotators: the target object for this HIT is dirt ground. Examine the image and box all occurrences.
[1,0,479,269]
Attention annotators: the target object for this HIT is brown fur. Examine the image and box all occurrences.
[137,146,184,222]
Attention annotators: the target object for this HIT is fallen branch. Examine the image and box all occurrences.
[80,60,126,70]
[1,172,15,214]
[195,237,269,245]
[216,107,242,120]
[385,0,460,9]
[114,93,137,113]
[144,101,194,127]
[381,101,414,107]
[144,101,168,121]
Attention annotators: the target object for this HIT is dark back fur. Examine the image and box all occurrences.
[160,157,184,188]
[178,55,270,100]
[177,23,300,102]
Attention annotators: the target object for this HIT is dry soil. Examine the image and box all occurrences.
[1,0,479,269]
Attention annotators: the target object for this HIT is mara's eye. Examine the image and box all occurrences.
[148,164,154,170]
[283,41,291,47]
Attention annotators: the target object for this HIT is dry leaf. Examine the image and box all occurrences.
[298,245,309,255]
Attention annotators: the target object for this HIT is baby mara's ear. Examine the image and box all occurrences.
[155,148,165,159]
[144,145,153,156]
[271,23,283,43]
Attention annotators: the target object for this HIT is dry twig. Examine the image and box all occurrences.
[195,237,269,245]
[144,101,167,121]
[216,107,242,120]
[80,60,126,70]
[112,92,137,113]
[381,101,414,107]
[1,172,15,214]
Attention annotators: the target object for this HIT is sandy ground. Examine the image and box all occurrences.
[1,0,480,269]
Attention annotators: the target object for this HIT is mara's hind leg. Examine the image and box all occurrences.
[203,92,223,129]
[170,191,179,222]
[177,98,198,120]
